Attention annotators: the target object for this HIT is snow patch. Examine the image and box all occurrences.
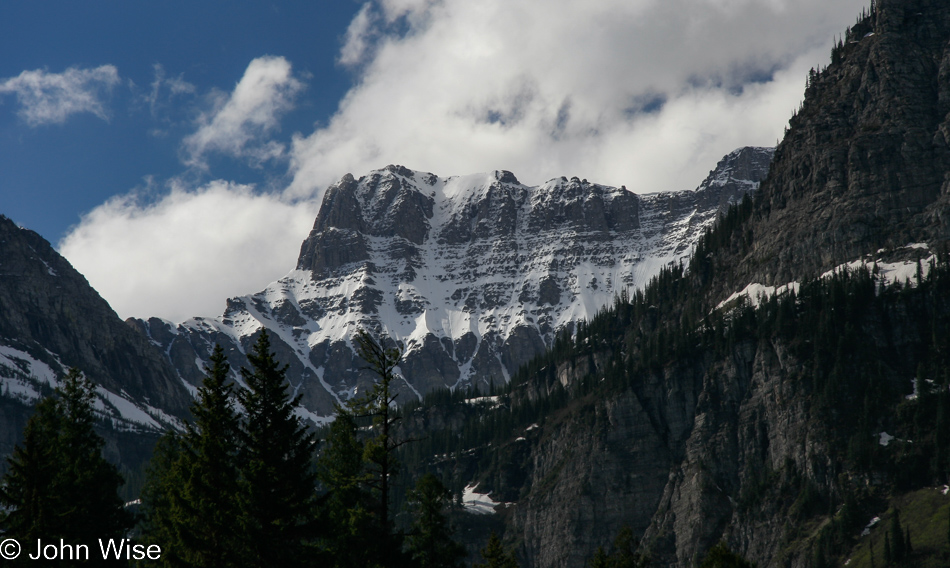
[96,387,162,430]
[820,252,934,286]
[0,345,60,404]
[721,245,936,313]
[465,395,501,406]
[717,281,799,310]
[40,259,57,276]
[462,483,507,515]
[294,405,333,427]
[861,516,881,537]
[0,345,58,385]
[144,403,185,431]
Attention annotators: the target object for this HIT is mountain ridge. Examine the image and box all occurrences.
[131,146,773,420]
[710,0,950,302]
[0,215,192,476]
[405,1,950,566]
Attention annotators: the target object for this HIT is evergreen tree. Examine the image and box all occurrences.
[0,368,130,563]
[607,525,649,568]
[142,345,244,568]
[404,473,466,568]
[935,390,949,480]
[812,545,828,568]
[178,345,243,567]
[237,330,319,568]
[55,368,131,546]
[316,409,374,568]
[139,433,186,567]
[589,547,610,568]
[346,329,410,564]
[889,510,905,562]
[474,532,518,568]
[0,396,61,550]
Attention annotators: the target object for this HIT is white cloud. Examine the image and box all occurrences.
[0,65,120,126]
[339,3,379,67]
[287,0,867,199]
[61,0,871,323]
[145,63,196,118]
[182,56,304,168]
[59,57,309,323]
[59,181,318,323]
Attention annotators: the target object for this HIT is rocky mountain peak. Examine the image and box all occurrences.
[137,147,772,420]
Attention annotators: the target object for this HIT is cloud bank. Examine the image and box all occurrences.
[63,56,313,322]
[288,0,867,197]
[60,180,318,323]
[0,65,120,126]
[62,0,868,322]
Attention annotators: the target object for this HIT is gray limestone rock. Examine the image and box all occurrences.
[0,215,192,473]
[713,0,950,297]
[142,148,771,419]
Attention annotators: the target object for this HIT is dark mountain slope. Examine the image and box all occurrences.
[394,2,950,567]
[712,0,950,298]
[0,215,191,469]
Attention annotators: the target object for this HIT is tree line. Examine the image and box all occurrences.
[0,329,521,567]
[393,230,950,566]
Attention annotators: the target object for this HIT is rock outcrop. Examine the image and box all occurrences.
[133,147,773,420]
[0,215,191,465]
[444,2,950,567]
[719,0,950,297]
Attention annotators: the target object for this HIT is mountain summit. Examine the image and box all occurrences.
[132,147,773,419]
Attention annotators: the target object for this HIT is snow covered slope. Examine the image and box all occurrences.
[133,147,773,420]
[0,216,191,437]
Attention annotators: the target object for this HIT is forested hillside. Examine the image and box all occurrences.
[388,1,950,565]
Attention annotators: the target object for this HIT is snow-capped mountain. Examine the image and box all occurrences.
[132,147,773,420]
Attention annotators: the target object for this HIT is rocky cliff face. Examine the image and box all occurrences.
[497,305,934,568]
[445,2,950,567]
[132,147,772,420]
[719,0,950,297]
[0,216,191,463]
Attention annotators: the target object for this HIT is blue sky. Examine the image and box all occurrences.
[0,1,360,242]
[0,0,868,322]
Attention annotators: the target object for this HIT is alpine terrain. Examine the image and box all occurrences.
[129,147,773,420]
[0,215,191,478]
[388,1,950,567]
[3,1,950,567]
